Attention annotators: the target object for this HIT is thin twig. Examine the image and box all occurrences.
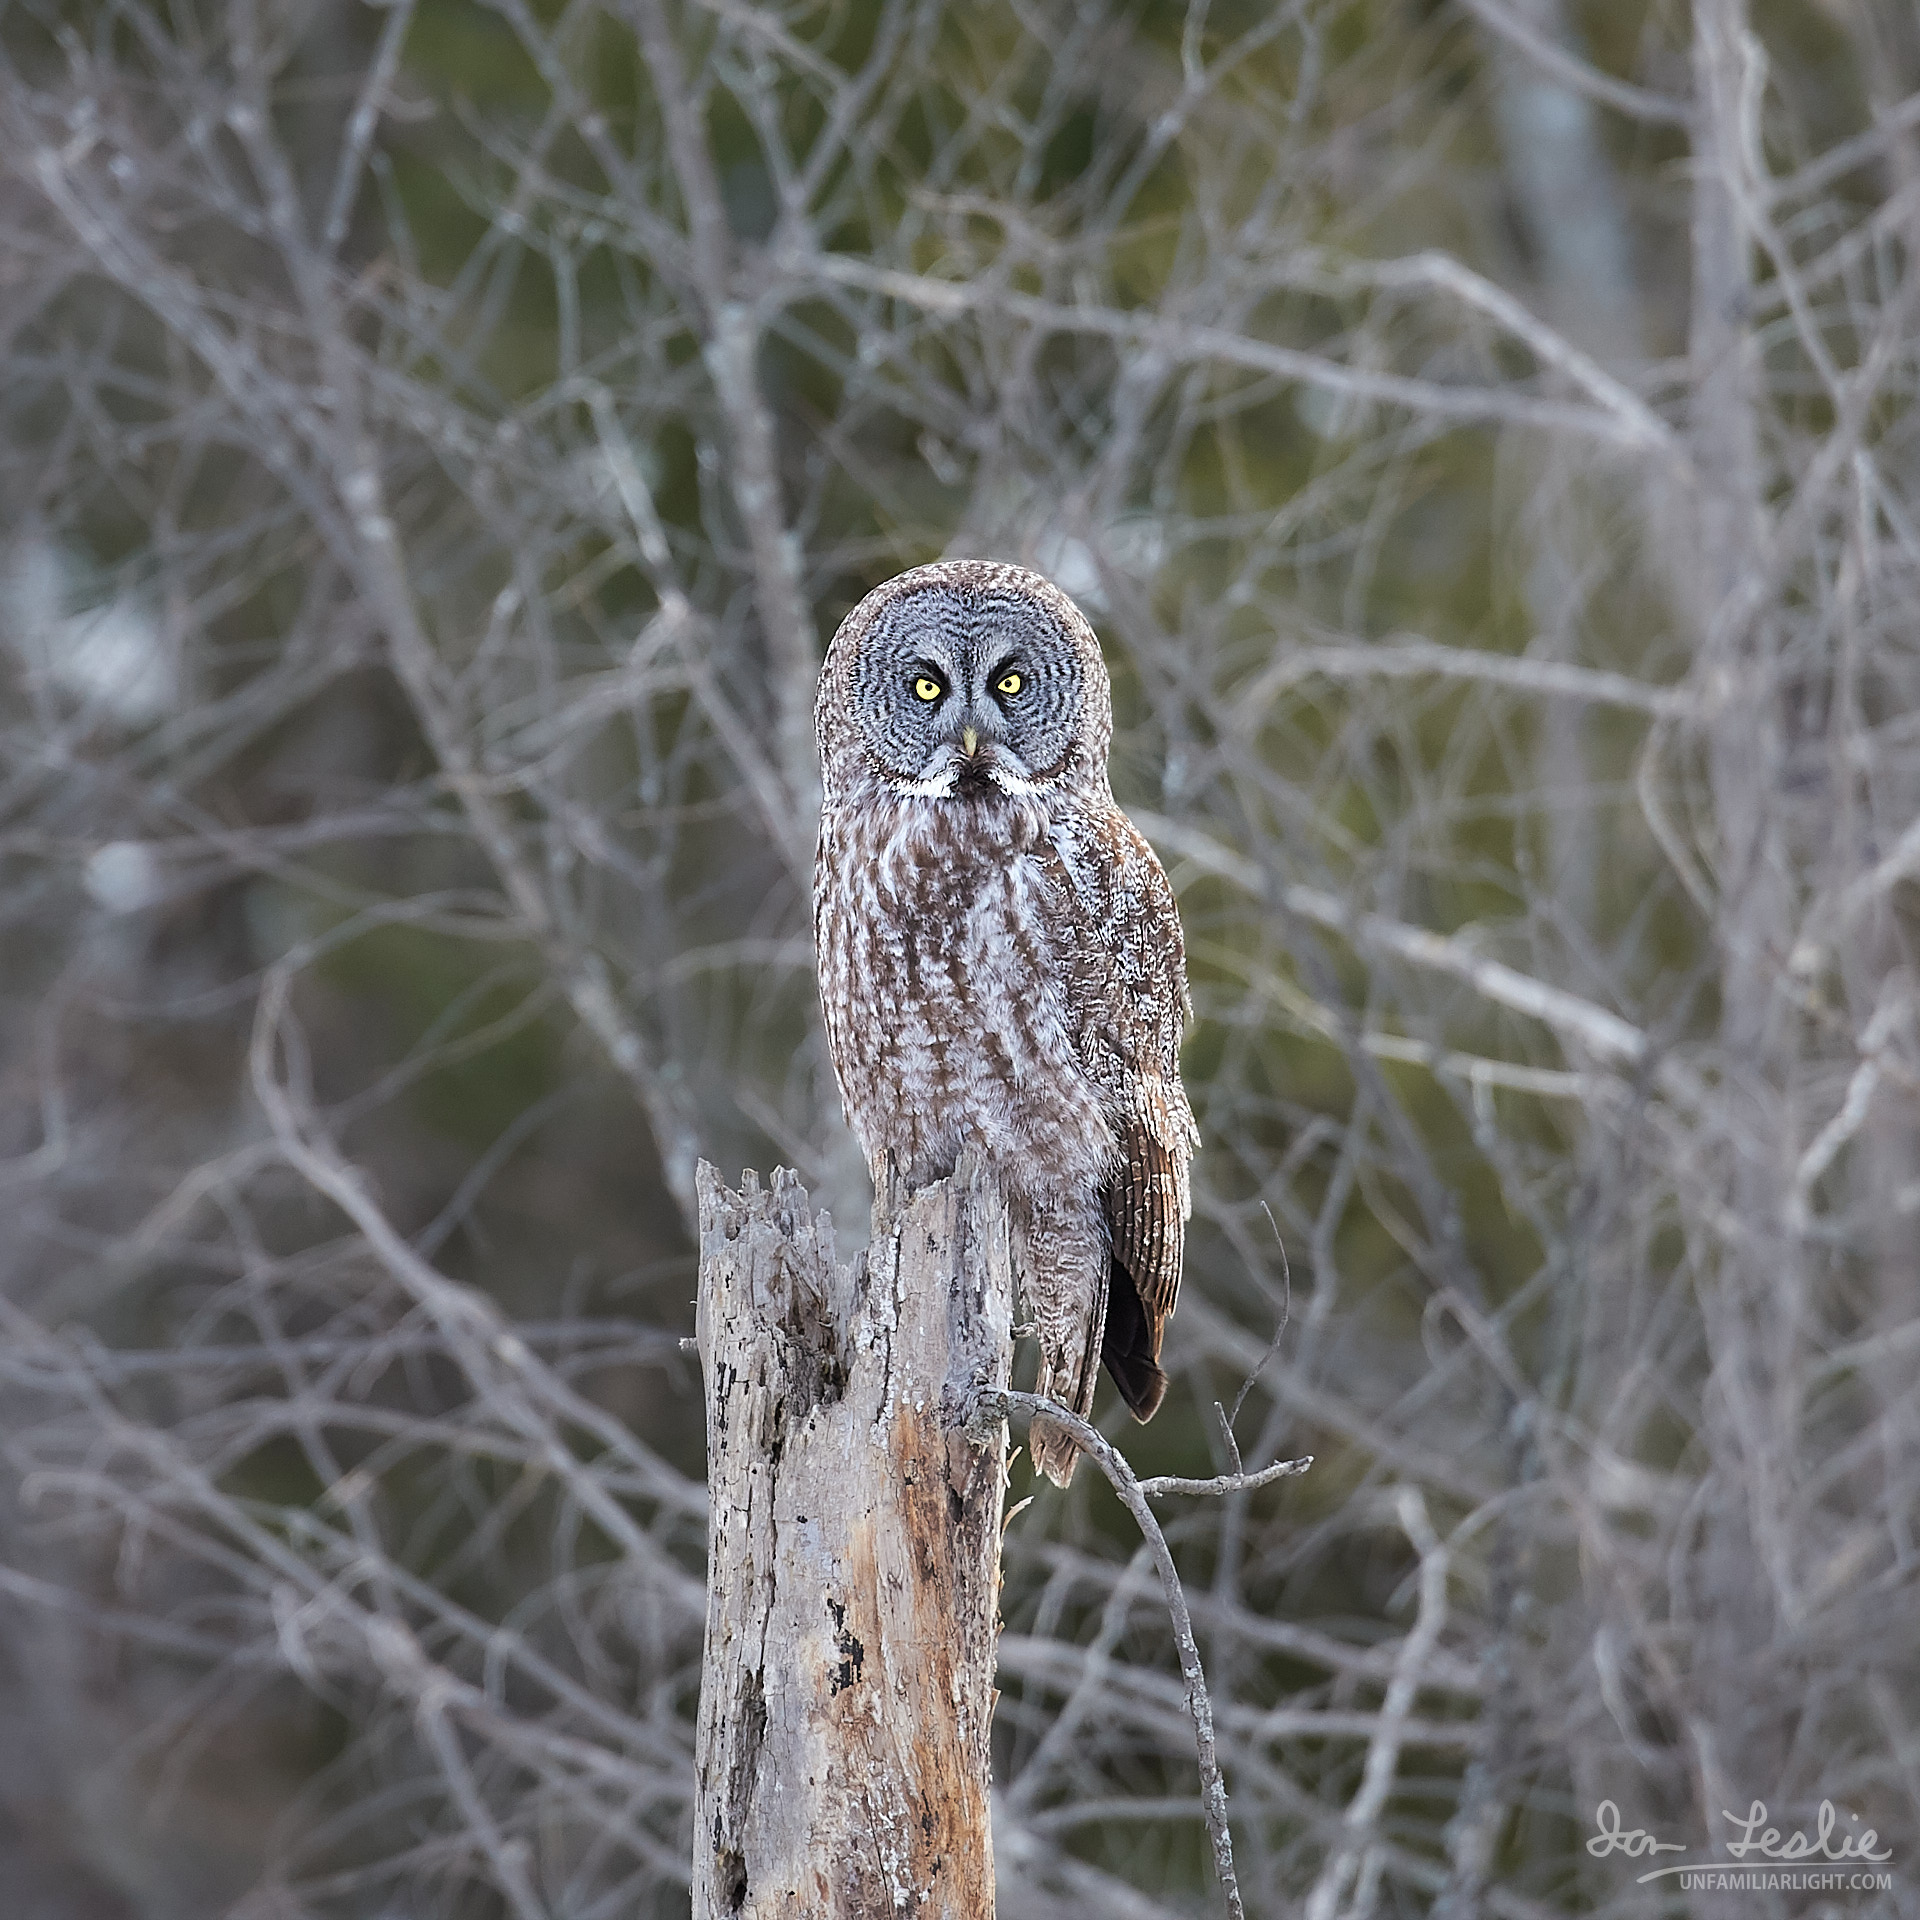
[1138,1457,1314,1500]
[1458,0,1691,126]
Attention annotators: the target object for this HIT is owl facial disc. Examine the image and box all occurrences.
[827,569,1106,802]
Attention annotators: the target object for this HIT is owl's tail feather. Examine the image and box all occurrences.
[1029,1415,1080,1489]
[1031,1257,1168,1484]
[1030,1299,1106,1489]
[1101,1256,1169,1422]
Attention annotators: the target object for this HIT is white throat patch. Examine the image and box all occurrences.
[889,750,1043,800]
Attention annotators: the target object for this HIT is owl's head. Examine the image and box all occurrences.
[815,561,1113,807]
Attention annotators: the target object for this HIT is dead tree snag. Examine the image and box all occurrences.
[691,1157,1014,1918]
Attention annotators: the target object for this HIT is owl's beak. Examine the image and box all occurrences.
[961,725,979,757]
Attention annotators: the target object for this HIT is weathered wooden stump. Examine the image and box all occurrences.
[691,1155,1014,1918]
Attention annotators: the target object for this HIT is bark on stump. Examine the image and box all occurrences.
[691,1157,1014,1918]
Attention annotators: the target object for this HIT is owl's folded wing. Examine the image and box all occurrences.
[1040,807,1198,1344]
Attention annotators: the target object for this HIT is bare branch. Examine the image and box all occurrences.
[1457,0,1692,126]
[971,1387,1284,1920]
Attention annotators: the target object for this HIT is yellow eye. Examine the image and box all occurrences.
[996,671,1024,697]
[913,676,943,702]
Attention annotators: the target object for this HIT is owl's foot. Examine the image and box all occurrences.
[1029,1413,1079,1489]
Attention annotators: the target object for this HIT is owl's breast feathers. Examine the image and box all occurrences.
[816,783,1196,1416]
[814,787,1116,1192]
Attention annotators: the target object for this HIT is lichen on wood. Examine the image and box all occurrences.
[691,1155,1014,1918]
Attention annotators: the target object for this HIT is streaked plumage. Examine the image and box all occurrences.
[813,560,1197,1486]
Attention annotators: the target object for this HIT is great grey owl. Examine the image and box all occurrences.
[813,560,1197,1487]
